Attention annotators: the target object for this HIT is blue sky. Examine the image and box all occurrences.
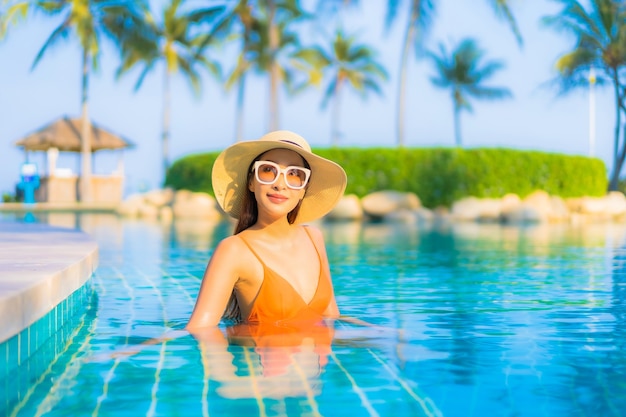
[0,0,615,197]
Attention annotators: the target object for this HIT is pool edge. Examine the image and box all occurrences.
[0,221,99,344]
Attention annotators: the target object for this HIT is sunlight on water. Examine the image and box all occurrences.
[3,213,626,417]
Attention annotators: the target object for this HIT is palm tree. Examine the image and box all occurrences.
[216,0,305,137]
[216,0,258,142]
[294,29,388,146]
[116,0,224,181]
[386,0,522,147]
[427,38,512,147]
[386,0,434,148]
[2,0,144,202]
[257,0,307,131]
[543,0,626,191]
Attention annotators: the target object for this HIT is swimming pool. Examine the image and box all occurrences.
[3,213,626,416]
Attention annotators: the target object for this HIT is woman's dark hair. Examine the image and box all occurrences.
[222,150,310,322]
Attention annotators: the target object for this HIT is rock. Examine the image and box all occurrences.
[116,193,145,217]
[502,204,546,224]
[361,191,421,218]
[451,197,482,221]
[172,191,221,220]
[500,193,521,216]
[143,188,174,207]
[605,192,626,218]
[476,198,502,222]
[578,196,607,215]
[326,194,363,221]
[548,196,569,222]
[160,206,174,223]
[415,207,435,223]
[138,203,159,220]
[386,209,419,223]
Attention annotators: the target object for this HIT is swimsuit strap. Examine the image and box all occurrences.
[301,226,321,260]
[237,234,263,264]
[237,226,318,263]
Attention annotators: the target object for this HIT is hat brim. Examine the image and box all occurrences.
[212,140,347,224]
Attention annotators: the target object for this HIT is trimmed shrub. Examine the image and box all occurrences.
[165,147,608,208]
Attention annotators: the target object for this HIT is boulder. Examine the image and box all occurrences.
[143,188,175,207]
[172,191,222,220]
[500,193,521,217]
[548,196,569,222]
[451,197,482,221]
[326,194,363,221]
[502,204,546,224]
[605,192,626,218]
[361,191,420,218]
[138,203,159,220]
[159,206,174,223]
[116,193,145,217]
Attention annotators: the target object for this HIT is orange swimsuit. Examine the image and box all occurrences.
[238,226,333,324]
[226,227,335,376]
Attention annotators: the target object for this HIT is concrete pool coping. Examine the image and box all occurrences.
[0,221,98,343]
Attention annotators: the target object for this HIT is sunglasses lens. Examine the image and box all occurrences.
[285,168,308,188]
[257,163,279,184]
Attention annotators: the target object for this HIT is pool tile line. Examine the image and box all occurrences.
[29,315,96,417]
[366,347,443,417]
[135,268,173,329]
[162,269,196,307]
[327,351,379,417]
[291,359,323,417]
[133,267,173,417]
[6,315,89,417]
[90,267,137,417]
[1,285,93,417]
[199,339,211,417]
[242,346,268,417]
[146,341,168,417]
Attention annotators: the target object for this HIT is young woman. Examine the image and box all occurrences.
[186,130,347,330]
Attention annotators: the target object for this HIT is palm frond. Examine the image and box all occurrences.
[31,19,71,69]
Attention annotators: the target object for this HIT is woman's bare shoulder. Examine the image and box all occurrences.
[303,224,325,244]
[211,235,254,268]
[214,234,244,252]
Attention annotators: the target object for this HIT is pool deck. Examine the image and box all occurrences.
[0,221,98,343]
[0,202,117,213]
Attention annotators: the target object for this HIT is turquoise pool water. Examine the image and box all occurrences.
[3,213,626,416]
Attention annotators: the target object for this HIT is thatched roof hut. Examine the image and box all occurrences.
[15,116,134,152]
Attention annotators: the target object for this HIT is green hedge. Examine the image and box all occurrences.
[165,147,608,208]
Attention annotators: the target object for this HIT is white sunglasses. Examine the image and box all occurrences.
[253,160,311,190]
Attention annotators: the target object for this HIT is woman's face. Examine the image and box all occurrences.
[249,148,308,220]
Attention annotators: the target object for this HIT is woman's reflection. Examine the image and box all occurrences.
[191,320,335,398]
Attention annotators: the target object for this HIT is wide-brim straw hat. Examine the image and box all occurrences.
[212,130,347,224]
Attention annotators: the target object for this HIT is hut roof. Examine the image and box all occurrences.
[15,116,135,152]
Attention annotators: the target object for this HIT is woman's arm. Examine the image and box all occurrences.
[186,236,245,330]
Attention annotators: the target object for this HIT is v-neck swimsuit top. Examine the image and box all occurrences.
[238,227,333,324]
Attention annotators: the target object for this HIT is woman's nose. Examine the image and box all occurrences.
[272,173,288,189]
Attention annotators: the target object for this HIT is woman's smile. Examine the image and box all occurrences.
[266,192,289,203]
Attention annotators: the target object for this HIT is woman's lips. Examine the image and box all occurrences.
[267,193,288,203]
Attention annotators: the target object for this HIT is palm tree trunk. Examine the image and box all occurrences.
[235,72,246,142]
[331,79,342,146]
[268,0,279,131]
[453,102,462,147]
[609,72,623,191]
[396,0,419,147]
[80,48,92,202]
[162,67,171,182]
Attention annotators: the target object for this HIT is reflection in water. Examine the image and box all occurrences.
[194,321,334,402]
